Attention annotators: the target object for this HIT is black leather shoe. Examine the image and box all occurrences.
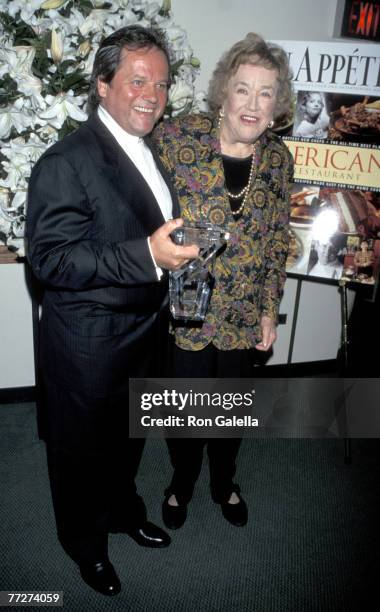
[122,521,171,548]
[220,494,248,527]
[162,496,187,530]
[79,561,121,596]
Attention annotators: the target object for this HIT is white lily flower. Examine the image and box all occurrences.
[7,0,43,22]
[45,30,76,65]
[141,2,161,19]
[165,27,193,62]
[113,11,141,29]
[8,236,25,255]
[12,190,27,209]
[0,214,12,239]
[14,74,46,110]
[36,124,60,144]
[38,91,88,129]
[104,13,124,31]
[169,79,194,115]
[81,48,97,75]
[80,10,109,37]
[0,187,10,208]
[155,13,175,26]
[45,8,85,36]
[0,100,32,139]
[78,40,91,59]
[178,64,195,86]
[164,25,187,47]
[31,17,56,37]
[172,42,193,63]
[40,0,66,9]
[1,152,31,190]
[51,28,64,63]
[101,0,130,10]
[133,0,159,14]
[1,135,47,166]
[0,45,36,79]
[162,0,171,11]
[192,91,209,113]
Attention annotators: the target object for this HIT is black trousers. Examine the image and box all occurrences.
[44,383,148,564]
[43,308,168,565]
[165,341,254,505]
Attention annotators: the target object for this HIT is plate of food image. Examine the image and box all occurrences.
[290,187,321,228]
[286,228,304,270]
[332,98,380,143]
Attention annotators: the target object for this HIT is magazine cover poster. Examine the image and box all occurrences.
[274,41,380,289]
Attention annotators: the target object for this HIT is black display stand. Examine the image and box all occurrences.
[338,278,352,464]
[287,271,379,464]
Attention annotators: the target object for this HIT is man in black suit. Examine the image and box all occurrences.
[26,26,198,596]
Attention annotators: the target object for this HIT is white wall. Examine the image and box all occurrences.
[172,0,338,92]
[0,264,35,389]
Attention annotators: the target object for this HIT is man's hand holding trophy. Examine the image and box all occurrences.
[169,223,229,321]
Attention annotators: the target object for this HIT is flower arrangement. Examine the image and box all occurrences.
[0,0,206,256]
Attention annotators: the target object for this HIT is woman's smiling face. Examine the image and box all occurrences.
[220,63,278,148]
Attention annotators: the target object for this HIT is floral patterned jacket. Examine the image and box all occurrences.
[153,114,294,351]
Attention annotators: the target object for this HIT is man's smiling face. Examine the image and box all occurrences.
[97,45,169,137]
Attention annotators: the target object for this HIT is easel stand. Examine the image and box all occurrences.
[338,279,352,465]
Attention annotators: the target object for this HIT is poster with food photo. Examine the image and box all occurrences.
[327,94,380,145]
[287,184,380,285]
[290,92,380,144]
[274,40,380,290]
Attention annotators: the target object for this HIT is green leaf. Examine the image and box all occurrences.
[30,34,52,79]
[62,71,87,91]
[170,59,184,76]
[64,0,95,18]
[0,12,37,45]
[190,56,201,69]
[59,60,77,73]
[0,74,19,106]
[58,117,80,140]
[159,0,172,17]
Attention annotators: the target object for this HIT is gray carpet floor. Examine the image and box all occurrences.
[0,402,378,611]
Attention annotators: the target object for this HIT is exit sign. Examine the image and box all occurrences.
[341,0,380,40]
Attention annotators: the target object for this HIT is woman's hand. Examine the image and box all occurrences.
[255,315,277,351]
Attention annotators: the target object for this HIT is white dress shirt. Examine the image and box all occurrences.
[97,105,173,276]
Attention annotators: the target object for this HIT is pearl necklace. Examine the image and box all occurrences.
[225,143,257,217]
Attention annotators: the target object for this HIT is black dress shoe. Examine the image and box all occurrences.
[121,521,171,548]
[79,561,121,596]
[220,494,248,527]
[162,496,187,529]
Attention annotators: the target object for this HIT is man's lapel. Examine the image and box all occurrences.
[86,113,170,233]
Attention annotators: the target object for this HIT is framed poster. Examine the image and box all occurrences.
[274,41,380,295]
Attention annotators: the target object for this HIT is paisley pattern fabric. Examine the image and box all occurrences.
[153,114,294,351]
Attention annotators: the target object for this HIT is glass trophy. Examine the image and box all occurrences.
[169,223,229,321]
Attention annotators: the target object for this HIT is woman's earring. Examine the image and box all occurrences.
[218,108,225,128]
[268,120,274,129]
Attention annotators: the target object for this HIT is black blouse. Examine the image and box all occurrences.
[221,154,252,219]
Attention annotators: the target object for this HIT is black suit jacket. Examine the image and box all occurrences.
[26,113,178,396]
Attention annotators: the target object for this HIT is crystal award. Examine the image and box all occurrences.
[169,223,229,321]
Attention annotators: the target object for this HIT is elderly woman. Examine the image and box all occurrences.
[153,33,294,529]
